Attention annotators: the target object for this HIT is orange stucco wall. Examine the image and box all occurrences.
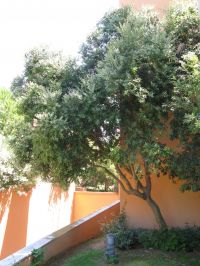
[1,201,120,265]
[121,177,200,228]
[120,0,171,14]
[0,185,119,260]
[0,183,75,260]
[72,191,119,222]
[0,190,32,259]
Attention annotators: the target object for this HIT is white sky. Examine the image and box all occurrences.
[0,0,118,89]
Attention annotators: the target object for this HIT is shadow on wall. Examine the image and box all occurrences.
[0,190,12,223]
[0,190,32,259]
[48,185,69,205]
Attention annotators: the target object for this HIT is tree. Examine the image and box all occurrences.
[10,5,200,228]
[165,4,200,192]
[0,88,20,136]
[77,165,118,192]
[0,88,33,190]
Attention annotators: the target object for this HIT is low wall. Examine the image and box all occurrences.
[0,201,120,266]
[72,191,119,222]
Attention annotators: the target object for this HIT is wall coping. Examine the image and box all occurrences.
[74,191,119,195]
[0,200,120,266]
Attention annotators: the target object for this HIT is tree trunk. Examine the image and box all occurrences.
[146,196,167,229]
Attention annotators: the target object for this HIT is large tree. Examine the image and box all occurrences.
[10,4,200,228]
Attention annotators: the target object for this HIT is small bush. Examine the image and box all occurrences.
[102,211,137,250]
[138,226,200,252]
[103,212,200,252]
[30,248,44,266]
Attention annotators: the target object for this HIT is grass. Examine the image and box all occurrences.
[63,250,103,266]
[46,237,200,266]
[61,249,200,266]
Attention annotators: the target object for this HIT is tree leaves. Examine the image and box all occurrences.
[4,4,200,194]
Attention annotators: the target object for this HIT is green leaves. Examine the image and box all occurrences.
[0,88,22,136]
[3,4,200,194]
[80,7,130,74]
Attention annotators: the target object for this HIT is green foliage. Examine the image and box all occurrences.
[9,9,131,188]
[31,248,44,266]
[77,163,117,191]
[6,3,200,226]
[165,1,199,55]
[102,211,136,250]
[80,7,130,74]
[0,88,34,190]
[11,47,66,97]
[0,88,22,136]
[103,213,200,252]
[164,4,200,191]
[138,226,200,252]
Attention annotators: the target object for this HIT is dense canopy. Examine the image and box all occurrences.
[1,3,200,227]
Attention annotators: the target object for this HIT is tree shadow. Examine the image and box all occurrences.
[0,190,12,223]
[48,185,69,205]
[48,184,75,225]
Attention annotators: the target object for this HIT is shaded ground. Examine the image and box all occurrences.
[46,237,200,266]
[46,237,105,266]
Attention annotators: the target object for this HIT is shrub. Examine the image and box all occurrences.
[30,248,44,266]
[103,212,200,252]
[138,226,200,252]
[102,211,137,250]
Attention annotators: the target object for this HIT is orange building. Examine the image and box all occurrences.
[120,0,171,15]
[119,0,200,229]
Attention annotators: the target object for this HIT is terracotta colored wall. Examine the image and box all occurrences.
[120,0,171,14]
[121,177,200,228]
[0,186,119,260]
[0,201,120,265]
[0,183,75,260]
[72,191,119,222]
[0,190,32,259]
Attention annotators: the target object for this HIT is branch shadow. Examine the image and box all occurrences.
[0,190,12,223]
[48,185,69,205]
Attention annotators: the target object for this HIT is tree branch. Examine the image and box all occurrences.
[142,156,152,196]
[94,164,132,195]
[115,164,145,199]
[116,164,134,191]
[129,163,145,193]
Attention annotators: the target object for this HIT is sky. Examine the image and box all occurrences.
[0,0,118,89]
